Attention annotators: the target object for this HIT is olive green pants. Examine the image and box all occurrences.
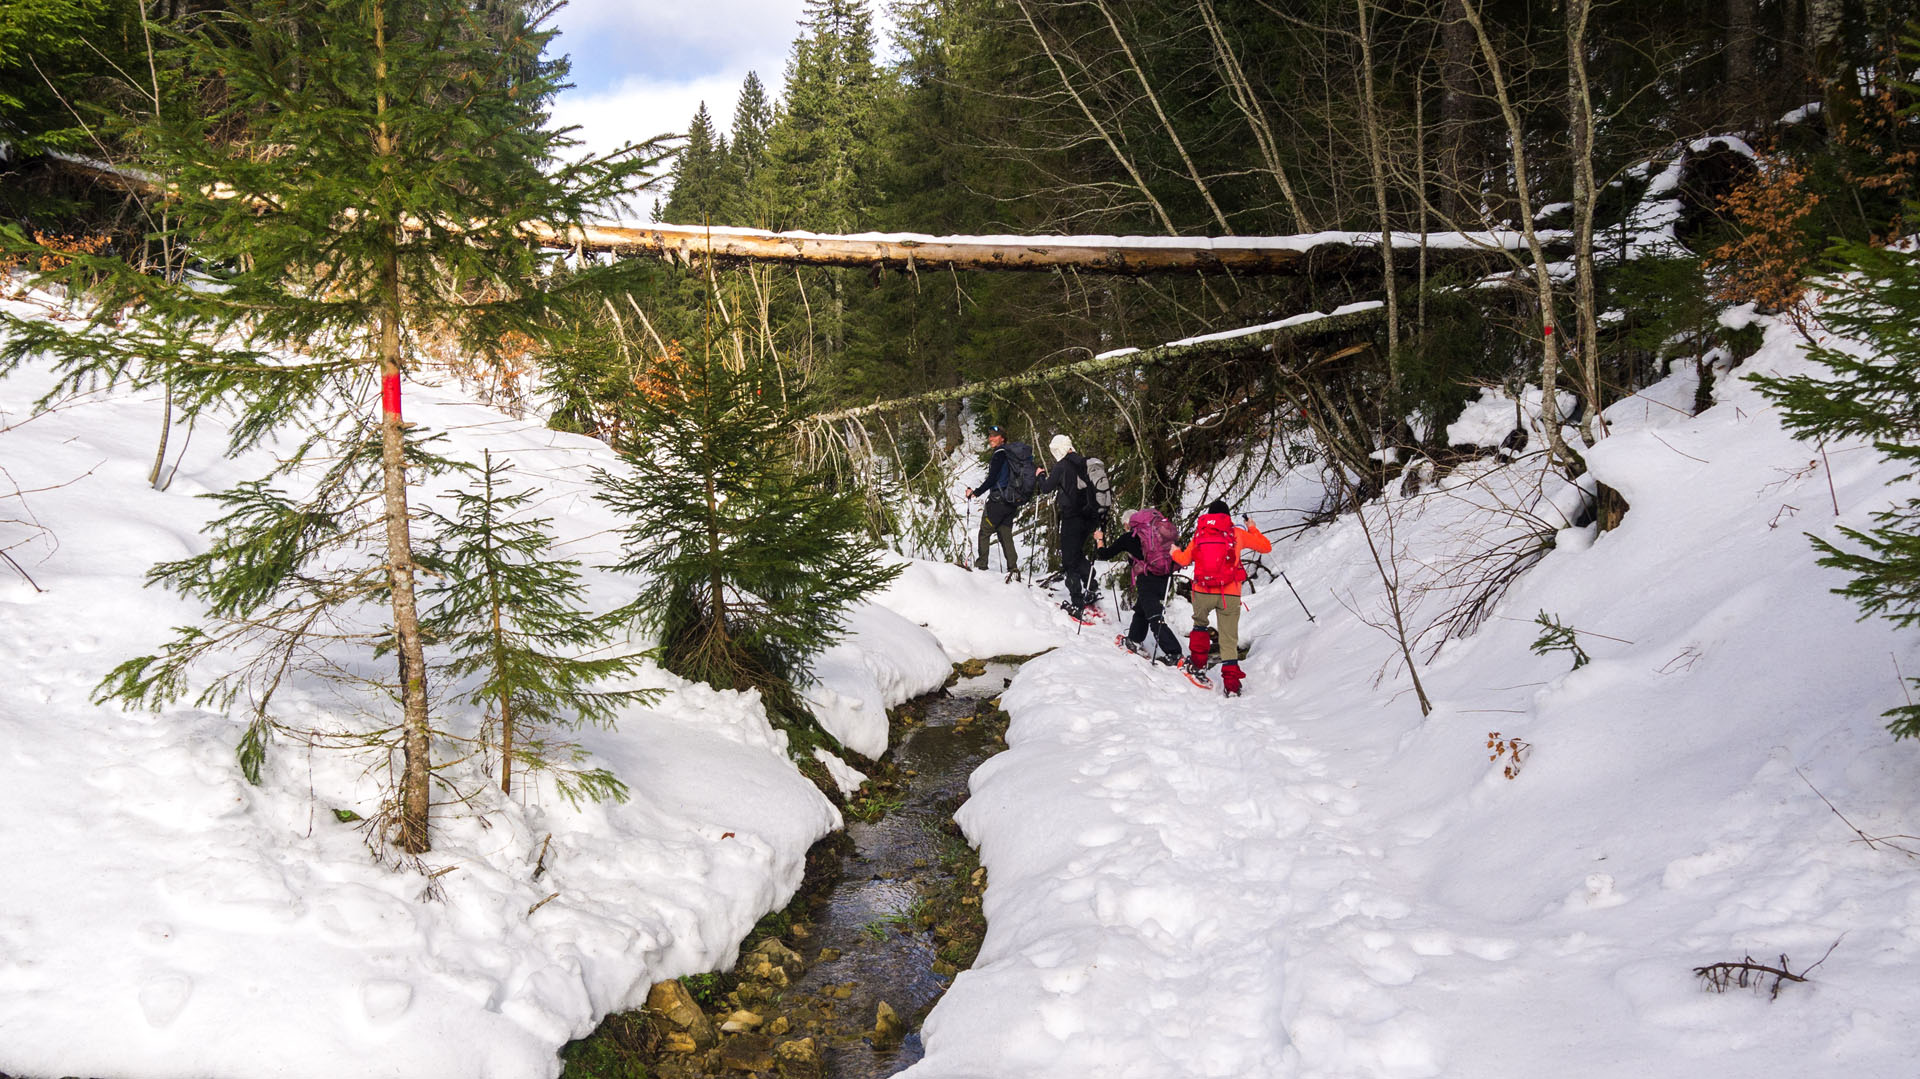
[1190,591,1242,660]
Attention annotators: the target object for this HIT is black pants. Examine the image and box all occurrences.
[1060,514,1097,607]
[1128,572,1183,658]
[976,499,1018,571]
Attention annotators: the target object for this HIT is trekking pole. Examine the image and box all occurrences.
[1279,569,1317,622]
[962,495,973,566]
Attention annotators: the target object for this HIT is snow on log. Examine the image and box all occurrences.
[42,152,1557,276]
[807,302,1386,425]
[534,222,1562,276]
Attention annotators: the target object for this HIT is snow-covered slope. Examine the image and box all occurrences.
[0,289,1061,1079]
[7,282,1920,1079]
[905,313,1920,1078]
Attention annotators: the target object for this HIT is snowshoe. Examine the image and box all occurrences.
[1177,657,1214,691]
[1061,602,1101,626]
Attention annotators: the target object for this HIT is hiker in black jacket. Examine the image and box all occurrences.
[962,425,1021,575]
[1037,433,1103,619]
[1093,508,1182,664]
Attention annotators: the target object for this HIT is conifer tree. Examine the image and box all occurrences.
[1753,233,1920,737]
[724,71,776,224]
[595,317,900,744]
[4,0,660,853]
[768,0,880,234]
[662,102,729,224]
[423,451,654,801]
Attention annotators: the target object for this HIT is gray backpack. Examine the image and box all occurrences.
[1080,457,1114,520]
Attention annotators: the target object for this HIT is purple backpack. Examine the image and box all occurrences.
[1127,509,1178,582]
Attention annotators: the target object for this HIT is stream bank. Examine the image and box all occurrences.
[561,658,1027,1079]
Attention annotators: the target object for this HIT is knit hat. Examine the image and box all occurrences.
[1124,508,1146,528]
[1049,434,1074,460]
[1206,499,1230,516]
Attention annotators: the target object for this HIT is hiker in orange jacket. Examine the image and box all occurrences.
[1170,499,1271,696]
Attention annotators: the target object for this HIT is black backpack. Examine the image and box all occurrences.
[996,442,1038,506]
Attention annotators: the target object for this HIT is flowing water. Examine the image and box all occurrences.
[798,662,1019,1078]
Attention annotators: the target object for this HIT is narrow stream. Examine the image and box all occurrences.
[569,659,1024,1079]
[795,661,1019,1078]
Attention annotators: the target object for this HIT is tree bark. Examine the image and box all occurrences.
[1459,0,1583,476]
[1437,0,1478,219]
[1094,0,1233,234]
[1726,0,1758,118]
[1355,0,1402,401]
[1197,0,1315,232]
[374,2,433,855]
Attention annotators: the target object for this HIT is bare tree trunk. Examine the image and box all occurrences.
[1565,0,1607,447]
[1355,0,1402,404]
[1197,0,1315,231]
[380,287,433,854]
[1437,0,1477,219]
[1459,0,1583,476]
[1726,0,1758,117]
[1011,0,1180,236]
[1093,0,1233,234]
[374,2,433,855]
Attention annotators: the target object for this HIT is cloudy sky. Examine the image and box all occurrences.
[546,1,807,168]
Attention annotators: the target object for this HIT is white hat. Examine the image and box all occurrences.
[1049,434,1074,460]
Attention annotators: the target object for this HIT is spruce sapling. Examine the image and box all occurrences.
[595,336,901,746]
[1753,230,1920,737]
[423,451,654,804]
[7,0,666,853]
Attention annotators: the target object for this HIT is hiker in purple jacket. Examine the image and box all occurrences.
[1092,508,1183,665]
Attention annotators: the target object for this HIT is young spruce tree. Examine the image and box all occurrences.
[1753,231,1920,738]
[595,310,900,747]
[5,0,659,853]
[424,451,654,802]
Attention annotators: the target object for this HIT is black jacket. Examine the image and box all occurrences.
[1039,452,1100,522]
[1093,531,1142,562]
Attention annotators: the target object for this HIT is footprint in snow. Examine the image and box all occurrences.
[138,973,193,1028]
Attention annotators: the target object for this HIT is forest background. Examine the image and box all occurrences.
[10,0,1916,502]
[4,0,1920,804]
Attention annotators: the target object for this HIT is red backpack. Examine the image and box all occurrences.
[1189,512,1245,592]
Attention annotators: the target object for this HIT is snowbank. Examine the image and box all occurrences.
[0,288,990,1079]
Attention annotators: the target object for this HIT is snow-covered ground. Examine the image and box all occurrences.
[5,281,1919,1079]
[905,313,1920,1077]
[0,288,1066,1079]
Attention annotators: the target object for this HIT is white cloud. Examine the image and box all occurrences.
[551,71,752,160]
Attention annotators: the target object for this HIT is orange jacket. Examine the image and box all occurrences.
[1172,515,1272,596]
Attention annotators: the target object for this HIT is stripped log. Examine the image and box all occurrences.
[40,152,1557,277]
[532,222,1556,276]
[808,302,1385,426]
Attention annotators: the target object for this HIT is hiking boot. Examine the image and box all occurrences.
[1220,661,1244,697]
[1177,657,1214,690]
[1152,651,1178,667]
[1115,634,1146,657]
[974,557,989,571]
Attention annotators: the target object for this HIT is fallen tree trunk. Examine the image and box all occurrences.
[41,152,1558,277]
[535,222,1556,276]
[807,302,1385,426]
